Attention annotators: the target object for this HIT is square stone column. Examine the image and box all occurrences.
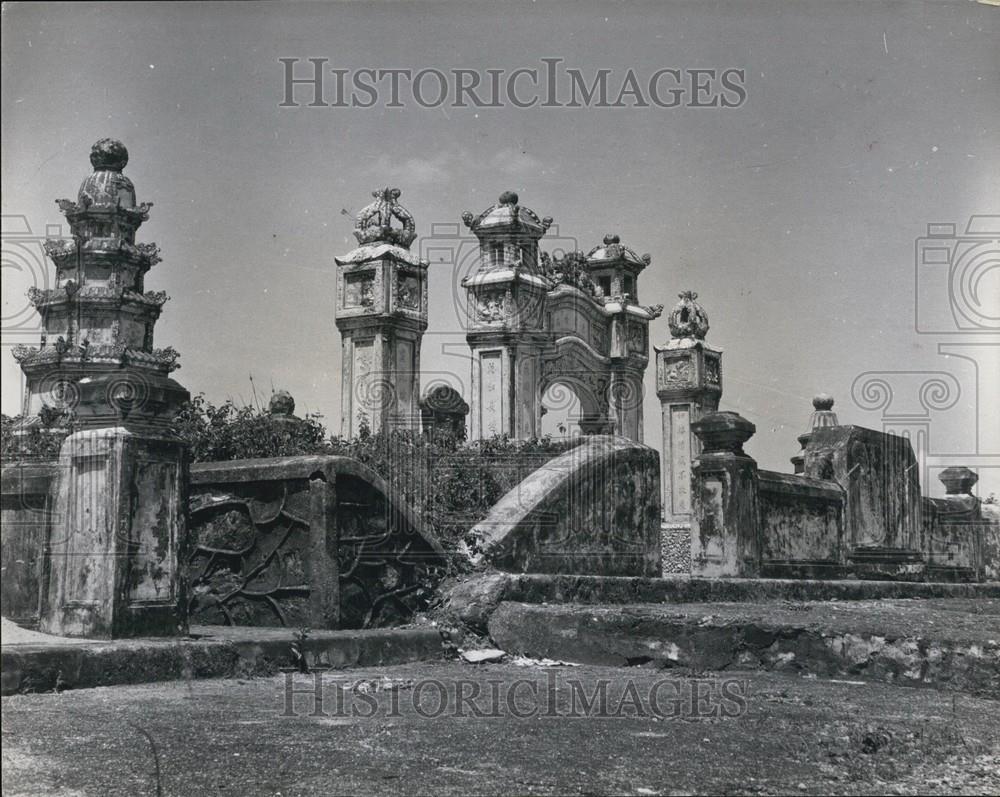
[655,335,722,574]
[41,427,188,638]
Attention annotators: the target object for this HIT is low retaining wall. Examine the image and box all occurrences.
[1,454,448,637]
[688,413,999,582]
[758,470,844,578]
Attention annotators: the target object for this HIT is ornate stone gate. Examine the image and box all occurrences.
[461,192,662,441]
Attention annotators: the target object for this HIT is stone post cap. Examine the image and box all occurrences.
[691,411,756,454]
[268,390,296,417]
[419,384,469,415]
[938,466,978,496]
[807,393,839,431]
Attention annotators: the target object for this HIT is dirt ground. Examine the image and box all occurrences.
[2,662,998,796]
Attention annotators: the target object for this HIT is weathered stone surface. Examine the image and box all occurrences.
[432,572,510,635]
[758,469,845,578]
[690,412,761,577]
[804,425,923,561]
[42,427,188,639]
[488,600,1000,695]
[0,462,58,627]
[465,436,661,576]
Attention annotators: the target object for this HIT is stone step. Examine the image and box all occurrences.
[438,572,1000,635]
[501,573,1000,604]
[487,599,1000,696]
[0,623,444,695]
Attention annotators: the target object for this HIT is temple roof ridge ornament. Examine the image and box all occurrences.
[462,191,553,236]
[586,233,651,271]
[353,187,417,249]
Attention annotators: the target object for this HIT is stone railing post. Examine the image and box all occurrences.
[690,411,761,578]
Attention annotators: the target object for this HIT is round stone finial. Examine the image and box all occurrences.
[498,190,519,206]
[268,390,295,417]
[668,290,710,340]
[813,394,834,411]
[603,233,620,245]
[89,138,129,171]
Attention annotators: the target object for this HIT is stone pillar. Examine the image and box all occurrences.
[23,140,191,638]
[690,411,761,578]
[655,292,721,571]
[335,188,429,438]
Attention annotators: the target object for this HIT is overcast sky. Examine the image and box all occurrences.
[2,1,997,494]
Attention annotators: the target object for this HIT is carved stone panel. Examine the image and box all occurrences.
[670,405,693,515]
[345,271,376,310]
[627,320,647,354]
[474,289,507,326]
[395,338,414,419]
[704,355,721,387]
[395,271,420,311]
[480,351,504,436]
[658,356,694,388]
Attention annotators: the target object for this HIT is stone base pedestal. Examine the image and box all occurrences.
[41,427,188,638]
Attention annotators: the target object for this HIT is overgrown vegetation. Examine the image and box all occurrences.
[175,396,576,549]
[1,396,578,550]
[0,415,68,463]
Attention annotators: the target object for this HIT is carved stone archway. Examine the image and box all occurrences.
[539,337,612,435]
[461,193,661,442]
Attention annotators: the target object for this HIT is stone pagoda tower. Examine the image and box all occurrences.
[335,188,429,437]
[13,138,188,429]
[13,139,190,639]
[461,191,553,440]
[656,291,722,528]
[584,233,662,440]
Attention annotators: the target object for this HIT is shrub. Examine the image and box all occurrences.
[171,394,330,462]
[171,395,579,552]
[0,415,68,463]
